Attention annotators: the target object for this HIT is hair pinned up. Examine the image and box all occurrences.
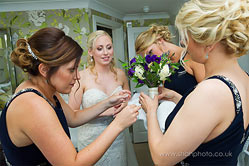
[135,25,172,55]
[176,0,249,57]
[11,27,83,78]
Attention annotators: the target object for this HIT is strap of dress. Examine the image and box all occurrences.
[5,88,55,109]
[207,75,249,144]
[207,75,242,115]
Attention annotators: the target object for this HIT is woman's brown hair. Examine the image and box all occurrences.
[11,27,83,80]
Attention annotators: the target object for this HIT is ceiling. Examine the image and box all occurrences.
[0,0,188,20]
[94,0,186,15]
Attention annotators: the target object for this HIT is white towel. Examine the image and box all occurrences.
[128,93,176,132]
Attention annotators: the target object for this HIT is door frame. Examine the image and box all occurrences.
[92,15,125,69]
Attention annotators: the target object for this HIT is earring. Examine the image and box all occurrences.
[90,56,93,62]
[205,52,209,59]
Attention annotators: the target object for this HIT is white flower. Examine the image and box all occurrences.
[27,10,46,26]
[58,23,70,35]
[134,65,145,80]
[80,27,87,35]
[159,64,171,81]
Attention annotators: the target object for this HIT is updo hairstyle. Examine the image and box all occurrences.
[175,0,249,57]
[11,27,83,79]
[135,25,172,55]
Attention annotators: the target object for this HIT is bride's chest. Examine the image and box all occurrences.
[85,78,122,95]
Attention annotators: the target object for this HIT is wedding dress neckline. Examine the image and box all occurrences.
[84,86,122,97]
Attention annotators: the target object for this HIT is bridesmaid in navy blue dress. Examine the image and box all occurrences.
[139,0,249,165]
[0,27,139,166]
[163,52,198,96]
[135,25,205,99]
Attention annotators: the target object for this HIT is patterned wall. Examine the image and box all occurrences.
[0,7,170,110]
[0,8,92,110]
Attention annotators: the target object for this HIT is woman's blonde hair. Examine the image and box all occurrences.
[176,0,249,57]
[86,30,117,81]
[135,25,172,55]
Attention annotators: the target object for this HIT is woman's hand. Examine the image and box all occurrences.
[107,90,131,107]
[158,86,182,104]
[99,102,128,117]
[139,92,159,114]
[114,104,140,130]
[113,102,128,117]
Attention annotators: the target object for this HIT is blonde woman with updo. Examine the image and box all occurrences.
[139,0,249,165]
[0,27,140,166]
[69,30,138,166]
[136,25,205,98]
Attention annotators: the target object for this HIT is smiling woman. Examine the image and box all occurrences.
[0,27,139,165]
[69,30,138,165]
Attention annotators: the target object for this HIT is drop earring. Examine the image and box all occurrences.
[90,56,93,62]
[205,52,209,59]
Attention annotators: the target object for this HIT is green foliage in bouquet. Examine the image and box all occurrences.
[120,52,181,88]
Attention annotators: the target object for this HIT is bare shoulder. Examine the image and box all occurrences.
[115,67,126,77]
[115,67,128,82]
[186,78,233,108]
[174,78,234,135]
[9,92,57,125]
[78,68,92,84]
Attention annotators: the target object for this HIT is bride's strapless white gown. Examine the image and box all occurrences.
[77,86,137,166]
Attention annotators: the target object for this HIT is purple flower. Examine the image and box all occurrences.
[151,54,157,62]
[155,56,161,64]
[143,64,149,71]
[145,54,151,63]
[130,58,136,65]
[138,79,144,84]
[128,68,135,76]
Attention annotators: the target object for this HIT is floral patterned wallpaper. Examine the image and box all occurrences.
[0,8,92,110]
[0,8,91,82]
[0,7,127,110]
[0,7,170,110]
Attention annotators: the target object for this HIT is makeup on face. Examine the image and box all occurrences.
[92,35,114,64]
[51,59,80,94]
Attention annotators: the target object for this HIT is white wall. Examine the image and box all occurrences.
[238,53,249,73]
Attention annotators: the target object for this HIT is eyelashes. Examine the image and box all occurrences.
[96,45,112,51]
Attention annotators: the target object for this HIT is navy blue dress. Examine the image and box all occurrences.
[164,75,249,165]
[0,88,70,166]
[164,64,197,96]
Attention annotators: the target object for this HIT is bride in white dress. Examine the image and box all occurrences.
[79,86,126,165]
[69,30,138,166]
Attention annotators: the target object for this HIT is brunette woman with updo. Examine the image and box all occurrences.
[0,27,139,166]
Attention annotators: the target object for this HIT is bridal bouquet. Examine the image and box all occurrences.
[121,52,180,89]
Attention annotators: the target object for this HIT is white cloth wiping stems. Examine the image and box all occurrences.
[128,93,176,132]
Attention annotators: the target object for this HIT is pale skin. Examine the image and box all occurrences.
[69,35,130,117]
[6,58,140,166]
[139,35,249,165]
